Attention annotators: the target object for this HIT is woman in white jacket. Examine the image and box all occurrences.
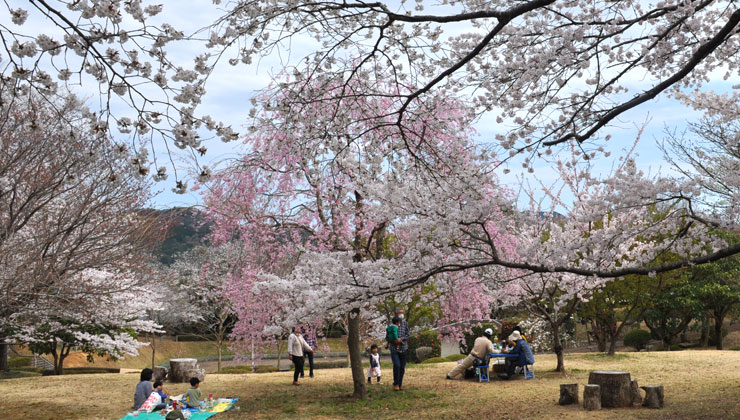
[288,327,312,385]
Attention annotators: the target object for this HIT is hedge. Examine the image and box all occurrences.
[408,330,441,363]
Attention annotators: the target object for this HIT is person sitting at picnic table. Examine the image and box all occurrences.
[499,330,534,380]
[445,328,494,380]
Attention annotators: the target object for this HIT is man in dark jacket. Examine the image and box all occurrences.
[500,330,535,379]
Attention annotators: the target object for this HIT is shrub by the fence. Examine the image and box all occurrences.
[421,357,447,364]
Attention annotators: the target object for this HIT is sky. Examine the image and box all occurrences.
[2,0,733,211]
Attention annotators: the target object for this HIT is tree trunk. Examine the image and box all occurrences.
[276,341,281,371]
[713,312,725,350]
[607,336,617,356]
[559,383,579,405]
[588,370,632,408]
[347,308,367,399]
[0,340,8,372]
[583,384,601,411]
[217,341,223,373]
[641,385,664,409]
[150,334,156,369]
[700,318,710,348]
[551,322,565,372]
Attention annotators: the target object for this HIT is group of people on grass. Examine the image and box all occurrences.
[446,327,535,381]
[133,368,204,413]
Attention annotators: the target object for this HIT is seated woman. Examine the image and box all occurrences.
[499,330,534,379]
[133,368,153,410]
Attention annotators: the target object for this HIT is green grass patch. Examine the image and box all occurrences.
[0,370,43,380]
[729,346,740,351]
[421,357,447,364]
[445,354,466,362]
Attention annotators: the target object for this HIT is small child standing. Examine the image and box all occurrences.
[366,344,382,384]
[183,377,202,408]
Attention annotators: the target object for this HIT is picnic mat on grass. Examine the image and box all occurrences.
[120,399,237,420]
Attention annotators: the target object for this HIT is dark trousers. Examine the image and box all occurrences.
[390,348,407,386]
[505,357,523,378]
[301,351,314,377]
[292,355,305,382]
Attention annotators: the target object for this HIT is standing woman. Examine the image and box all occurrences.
[288,327,311,385]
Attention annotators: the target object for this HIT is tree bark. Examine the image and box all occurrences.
[607,336,617,356]
[713,311,725,350]
[583,384,601,411]
[170,358,199,382]
[700,317,710,348]
[347,308,367,399]
[588,370,632,408]
[559,383,578,405]
[552,326,565,372]
[217,342,223,373]
[641,385,664,409]
[0,340,8,372]
[630,379,642,407]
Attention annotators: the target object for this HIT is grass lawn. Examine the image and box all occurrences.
[2,350,740,420]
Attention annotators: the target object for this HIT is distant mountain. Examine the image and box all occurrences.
[140,207,211,265]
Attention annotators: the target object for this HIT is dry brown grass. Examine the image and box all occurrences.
[2,350,740,420]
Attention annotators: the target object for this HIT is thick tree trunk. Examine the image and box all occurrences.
[583,384,601,411]
[347,308,367,399]
[0,340,8,372]
[559,383,579,405]
[170,358,200,382]
[150,334,156,369]
[607,336,617,356]
[588,370,632,408]
[700,318,710,348]
[551,323,565,372]
[713,313,725,350]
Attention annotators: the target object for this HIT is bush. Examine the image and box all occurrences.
[624,329,651,351]
[729,346,740,351]
[445,354,467,362]
[8,357,31,368]
[421,357,447,364]
[415,346,432,362]
[42,367,120,375]
[408,330,441,363]
[462,323,499,355]
[312,360,348,369]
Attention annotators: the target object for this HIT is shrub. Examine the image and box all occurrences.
[729,346,740,351]
[415,346,432,362]
[445,354,467,362]
[462,323,499,355]
[8,357,31,368]
[624,329,651,351]
[312,360,348,369]
[421,357,447,364]
[408,330,441,363]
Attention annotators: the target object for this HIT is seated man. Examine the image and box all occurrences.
[499,330,534,379]
[445,328,494,380]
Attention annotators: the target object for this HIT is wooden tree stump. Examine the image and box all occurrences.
[641,385,664,409]
[153,366,168,383]
[559,383,579,405]
[630,379,642,407]
[169,358,201,383]
[588,370,632,408]
[584,384,601,411]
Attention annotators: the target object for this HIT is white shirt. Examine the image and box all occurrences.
[288,333,311,357]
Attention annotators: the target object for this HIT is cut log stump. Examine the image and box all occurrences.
[559,383,579,405]
[584,384,601,411]
[153,366,168,383]
[641,385,664,409]
[588,370,632,408]
[169,358,203,383]
[630,379,642,407]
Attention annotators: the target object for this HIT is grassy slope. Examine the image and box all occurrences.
[3,350,740,420]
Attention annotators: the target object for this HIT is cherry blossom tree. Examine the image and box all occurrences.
[0,91,155,370]
[203,74,512,397]
[18,269,160,375]
[169,243,241,372]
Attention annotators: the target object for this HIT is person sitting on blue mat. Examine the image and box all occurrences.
[499,330,534,380]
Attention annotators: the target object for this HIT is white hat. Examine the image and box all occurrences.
[484,328,493,337]
[509,331,522,342]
